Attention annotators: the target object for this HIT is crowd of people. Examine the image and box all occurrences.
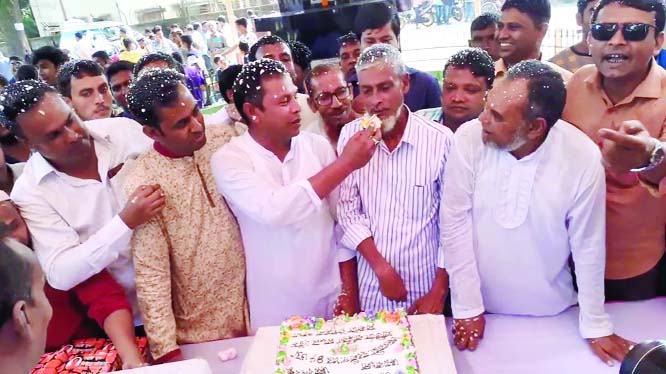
[1,0,666,372]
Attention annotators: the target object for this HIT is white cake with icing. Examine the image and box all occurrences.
[275,309,419,374]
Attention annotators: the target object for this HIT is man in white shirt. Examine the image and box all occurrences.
[151,25,178,56]
[0,80,165,325]
[337,44,452,314]
[441,60,632,364]
[249,36,319,131]
[211,59,379,329]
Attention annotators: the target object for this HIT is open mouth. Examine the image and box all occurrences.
[603,53,629,64]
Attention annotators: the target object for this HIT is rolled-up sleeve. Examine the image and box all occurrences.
[440,126,485,319]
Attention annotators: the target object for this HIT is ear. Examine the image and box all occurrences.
[400,73,411,96]
[528,117,548,140]
[537,22,549,41]
[243,101,262,125]
[307,96,317,113]
[654,32,665,56]
[142,125,163,142]
[12,300,31,340]
[575,13,583,28]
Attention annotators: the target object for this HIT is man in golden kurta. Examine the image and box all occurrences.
[123,68,248,363]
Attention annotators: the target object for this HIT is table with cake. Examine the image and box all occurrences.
[176,298,666,374]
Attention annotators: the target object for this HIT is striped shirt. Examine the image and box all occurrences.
[337,107,453,311]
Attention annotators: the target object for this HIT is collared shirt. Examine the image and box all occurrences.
[11,117,151,324]
[549,46,594,73]
[563,60,666,279]
[211,131,353,330]
[350,67,442,112]
[415,107,443,124]
[441,119,613,339]
[337,107,453,311]
[495,58,573,82]
[124,125,248,360]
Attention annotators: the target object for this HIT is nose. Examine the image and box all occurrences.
[497,26,510,41]
[608,26,627,46]
[290,97,302,114]
[64,126,83,143]
[330,94,343,108]
[451,90,465,103]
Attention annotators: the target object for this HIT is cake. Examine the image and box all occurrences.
[275,309,419,374]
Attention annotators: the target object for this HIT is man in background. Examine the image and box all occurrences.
[469,13,501,61]
[550,0,596,72]
[57,60,113,121]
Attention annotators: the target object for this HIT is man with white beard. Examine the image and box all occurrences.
[337,44,453,314]
[441,60,632,364]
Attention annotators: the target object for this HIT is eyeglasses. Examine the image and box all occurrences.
[314,86,351,106]
[590,23,656,42]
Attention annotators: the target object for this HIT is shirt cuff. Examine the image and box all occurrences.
[340,223,373,251]
[337,247,356,262]
[295,179,323,207]
[452,306,485,320]
[579,313,614,339]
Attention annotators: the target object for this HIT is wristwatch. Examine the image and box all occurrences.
[631,138,665,172]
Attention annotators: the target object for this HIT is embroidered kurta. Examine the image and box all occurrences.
[124,125,248,360]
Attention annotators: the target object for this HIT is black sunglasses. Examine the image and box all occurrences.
[590,23,656,42]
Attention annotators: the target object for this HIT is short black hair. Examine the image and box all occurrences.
[171,52,184,64]
[105,60,134,82]
[0,236,34,328]
[57,60,105,98]
[353,1,401,40]
[338,32,360,49]
[239,42,250,53]
[181,34,193,49]
[501,0,551,26]
[15,64,38,81]
[233,59,289,122]
[577,0,597,14]
[288,40,313,70]
[213,55,222,64]
[133,52,178,77]
[31,46,67,67]
[9,56,21,62]
[218,16,227,23]
[193,22,201,30]
[235,17,248,28]
[217,64,243,103]
[471,12,500,32]
[304,63,344,96]
[592,0,666,33]
[0,80,57,136]
[505,60,566,130]
[126,68,186,130]
[92,50,110,62]
[444,48,496,89]
[249,35,288,62]
[152,25,162,33]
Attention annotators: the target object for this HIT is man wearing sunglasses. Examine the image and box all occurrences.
[563,0,666,303]
[495,0,573,82]
[305,64,358,149]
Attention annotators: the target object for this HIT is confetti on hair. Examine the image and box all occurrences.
[356,43,406,76]
[126,68,186,128]
[0,80,56,135]
[232,59,288,122]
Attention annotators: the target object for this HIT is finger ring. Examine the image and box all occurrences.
[131,197,138,204]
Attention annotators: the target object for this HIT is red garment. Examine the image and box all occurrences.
[45,270,132,351]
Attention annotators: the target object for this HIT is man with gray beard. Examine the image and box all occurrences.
[337,44,453,314]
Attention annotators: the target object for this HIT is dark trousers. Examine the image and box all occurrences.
[605,253,666,301]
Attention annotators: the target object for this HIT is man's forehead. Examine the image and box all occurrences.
[445,67,485,84]
[359,62,400,80]
[596,3,656,23]
[488,79,527,106]
[71,74,107,88]
[311,70,346,91]
[258,43,291,57]
[472,26,497,36]
[262,74,296,93]
[17,92,70,129]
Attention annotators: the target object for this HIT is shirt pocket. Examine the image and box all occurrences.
[402,179,436,219]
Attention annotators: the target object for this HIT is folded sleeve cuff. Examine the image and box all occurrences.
[296,179,323,207]
[340,224,372,251]
[579,314,614,339]
[337,247,356,262]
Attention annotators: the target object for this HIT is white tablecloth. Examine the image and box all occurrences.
[181,298,666,373]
